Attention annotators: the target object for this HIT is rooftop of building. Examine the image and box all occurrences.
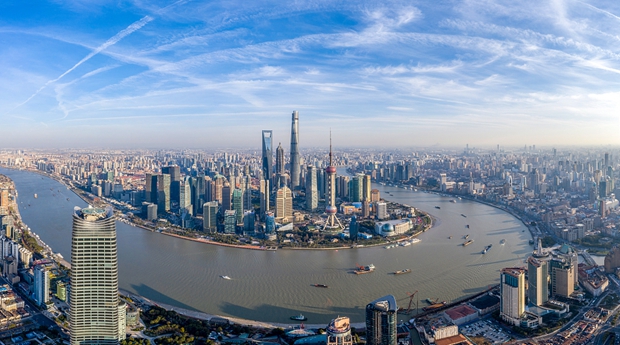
[74,206,111,221]
[445,305,477,321]
[469,294,500,310]
[367,294,397,312]
[435,334,473,345]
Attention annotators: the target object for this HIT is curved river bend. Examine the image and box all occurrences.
[0,168,532,323]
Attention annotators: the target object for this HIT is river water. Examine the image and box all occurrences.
[1,167,532,324]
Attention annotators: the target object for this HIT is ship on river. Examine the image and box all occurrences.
[482,244,492,254]
[353,264,375,274]
[462,240,474,246]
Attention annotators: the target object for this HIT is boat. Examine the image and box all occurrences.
[465,224,469,228]
[500,239,506,245]
[464,234,469,240]
[482,244,492,254]
[400,241,411,247]
[34,194,37,198]
[393,269,411,275]
[220,275,231,280]
[314,284,328,288]
[461,214,467,217]
[450,199,456,203]
[410,238,421,244]
[462,240,474,246]
[435,206,441,209]
[448,236,453,239]
[354,264,375,274]
[290,314,307,321]
[426,298,439,304]
[423,301,447,311]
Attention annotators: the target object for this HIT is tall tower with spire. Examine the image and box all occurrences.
[323,131,343,230]
[290,111,300,189]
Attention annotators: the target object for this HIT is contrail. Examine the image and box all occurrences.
[10,15,154,111]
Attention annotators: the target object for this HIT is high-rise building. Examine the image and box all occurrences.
[365,295,397,345]
[203,201,218,233]
[349,215,358,240]
[221,185,232,211]
[259,178,270,219]
[362,175,371,201]
[527,256,548,306]
[179,177,192,216]
[33,264,50,307]
[275,186,293,223]
[376,202,387,220]
[327,316,353,345]
[276,142,285,175]
[232,189,244,225]
[324,132,343,230]
[500,267,525,326]
[261,130,273,181]
[551,258,574,298]
[0,189,8,208]
[224,210,236,234]
[156,174,171,213]
[162,166,181,205]
[306,165,318,212]
[290,111,301,189]
[348,174,363,202]
[144,173,153,203]
[70,206,119,345]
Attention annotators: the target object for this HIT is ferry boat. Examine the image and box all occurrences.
[354,264,375,274]
[500,239,506,245]
[393,269,411,275]
[482,244,492,254]
[314,284,328,288]
[462,240,474,246]
[290,314,307,321]
[220,275,231,280]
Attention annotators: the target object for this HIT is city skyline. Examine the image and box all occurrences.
[1,1,620,148]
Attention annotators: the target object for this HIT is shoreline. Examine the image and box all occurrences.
[1,165,435,252]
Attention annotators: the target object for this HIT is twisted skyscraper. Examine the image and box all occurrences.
[290,111,300,189]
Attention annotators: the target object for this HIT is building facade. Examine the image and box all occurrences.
[365,295,397,345]
[70,206,119,345]
[500,268,525,326]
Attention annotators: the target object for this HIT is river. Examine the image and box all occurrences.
[0,167,532,324]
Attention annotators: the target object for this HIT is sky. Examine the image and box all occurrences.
[1,0,620,149]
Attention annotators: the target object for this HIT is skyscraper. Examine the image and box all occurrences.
[527,256,548,306]
[290,111,300,189]
[203,201,218,233]
[276,143,284,176]
[71,206,119,345]
[500,267,525,326]
[157,174,171,213]
[324,132,343,230]
[551,258,574,298]
[259,178,270,219]
[275,186,293,223]
[261,130,273,181]
[306,165,318,212]
[365,295,397,345]
[232,189,244,225]
[33,264,49,307]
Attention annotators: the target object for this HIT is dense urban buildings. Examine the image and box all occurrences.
[70,206,119,345]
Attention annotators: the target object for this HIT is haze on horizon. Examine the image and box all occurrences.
[1,0,619,149]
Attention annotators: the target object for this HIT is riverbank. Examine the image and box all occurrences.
[2,164,437,252]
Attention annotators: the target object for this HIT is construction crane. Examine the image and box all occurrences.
[397,290,418,315]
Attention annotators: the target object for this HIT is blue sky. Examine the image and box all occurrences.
[1,0,620,149]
